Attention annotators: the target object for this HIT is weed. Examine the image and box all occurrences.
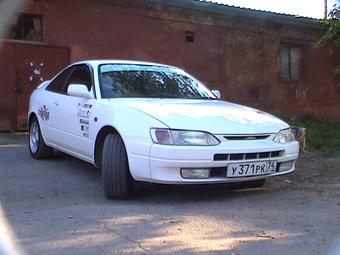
[277,114,340,157]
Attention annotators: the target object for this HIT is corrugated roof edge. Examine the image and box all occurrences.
[147,0,323,29]
[196,0,319,20]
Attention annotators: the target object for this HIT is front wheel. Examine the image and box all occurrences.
[29,117,53,159]
[102,133,133,199]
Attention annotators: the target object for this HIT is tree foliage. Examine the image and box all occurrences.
[316,4,340,74]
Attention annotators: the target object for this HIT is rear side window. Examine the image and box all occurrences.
[46,67,72,93]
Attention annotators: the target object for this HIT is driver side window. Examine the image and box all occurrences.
[46,64,93,95]
[63,64,93,94]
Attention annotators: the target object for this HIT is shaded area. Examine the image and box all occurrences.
[0,133,339,255]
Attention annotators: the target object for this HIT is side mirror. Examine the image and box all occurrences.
[211,89,221,99]
[67,84,93,99]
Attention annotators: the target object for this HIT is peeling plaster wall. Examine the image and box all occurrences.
[2,0,340,124]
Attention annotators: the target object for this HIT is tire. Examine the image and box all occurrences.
[29,117,53,159]
[102,133,133,199]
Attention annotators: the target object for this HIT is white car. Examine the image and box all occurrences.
[28,60,299,198]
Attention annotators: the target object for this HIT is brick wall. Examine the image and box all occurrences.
[1,0,339,128]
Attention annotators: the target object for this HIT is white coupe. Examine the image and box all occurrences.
[28,60,299,198]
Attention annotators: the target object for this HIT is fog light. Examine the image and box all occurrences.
[181,169,210,179]
[279,161,294,172]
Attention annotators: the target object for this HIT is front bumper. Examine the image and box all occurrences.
[145,139,299,184]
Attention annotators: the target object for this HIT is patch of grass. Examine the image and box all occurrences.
[279,115,340,157]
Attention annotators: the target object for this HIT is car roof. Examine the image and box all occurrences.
[72,60,175,68]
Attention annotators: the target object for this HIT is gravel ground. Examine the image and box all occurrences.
[0,133,339,255]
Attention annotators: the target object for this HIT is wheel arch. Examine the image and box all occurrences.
[94,125,121,169]
[28,112,37,125]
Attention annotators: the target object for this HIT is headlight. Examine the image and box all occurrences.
[150,129,220,146]
[273,128,296,143]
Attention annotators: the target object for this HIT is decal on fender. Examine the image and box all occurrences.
[79,119,89,125]
[77,102,92,137]
[38,105,50,121]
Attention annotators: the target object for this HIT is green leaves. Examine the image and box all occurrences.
[315,5,339,76]
[286,116,340,157]
[316,19,340,47]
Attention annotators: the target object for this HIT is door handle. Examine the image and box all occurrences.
[53,102,59,106]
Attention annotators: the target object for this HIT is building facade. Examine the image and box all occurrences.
[0,0,339,131]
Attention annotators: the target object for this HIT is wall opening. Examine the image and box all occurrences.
[279,44,304,81]
[6,13,44,42]
[185,31,194,43]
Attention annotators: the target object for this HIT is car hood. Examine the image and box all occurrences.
[117,99,288,134]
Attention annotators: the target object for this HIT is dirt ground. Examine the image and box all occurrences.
[0,133,339,255]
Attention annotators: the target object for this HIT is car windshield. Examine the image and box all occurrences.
[98,64,216,99]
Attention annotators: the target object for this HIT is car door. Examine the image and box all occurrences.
[41,66,73,146]
[50,64,96,161]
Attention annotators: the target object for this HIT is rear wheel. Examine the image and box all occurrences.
[102,133,133,199]
[29,117,53,159]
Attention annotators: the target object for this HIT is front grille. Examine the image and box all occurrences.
[224,135,270,141]
[214,150,284,161]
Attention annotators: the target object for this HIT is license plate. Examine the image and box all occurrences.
[227,161,277,178]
